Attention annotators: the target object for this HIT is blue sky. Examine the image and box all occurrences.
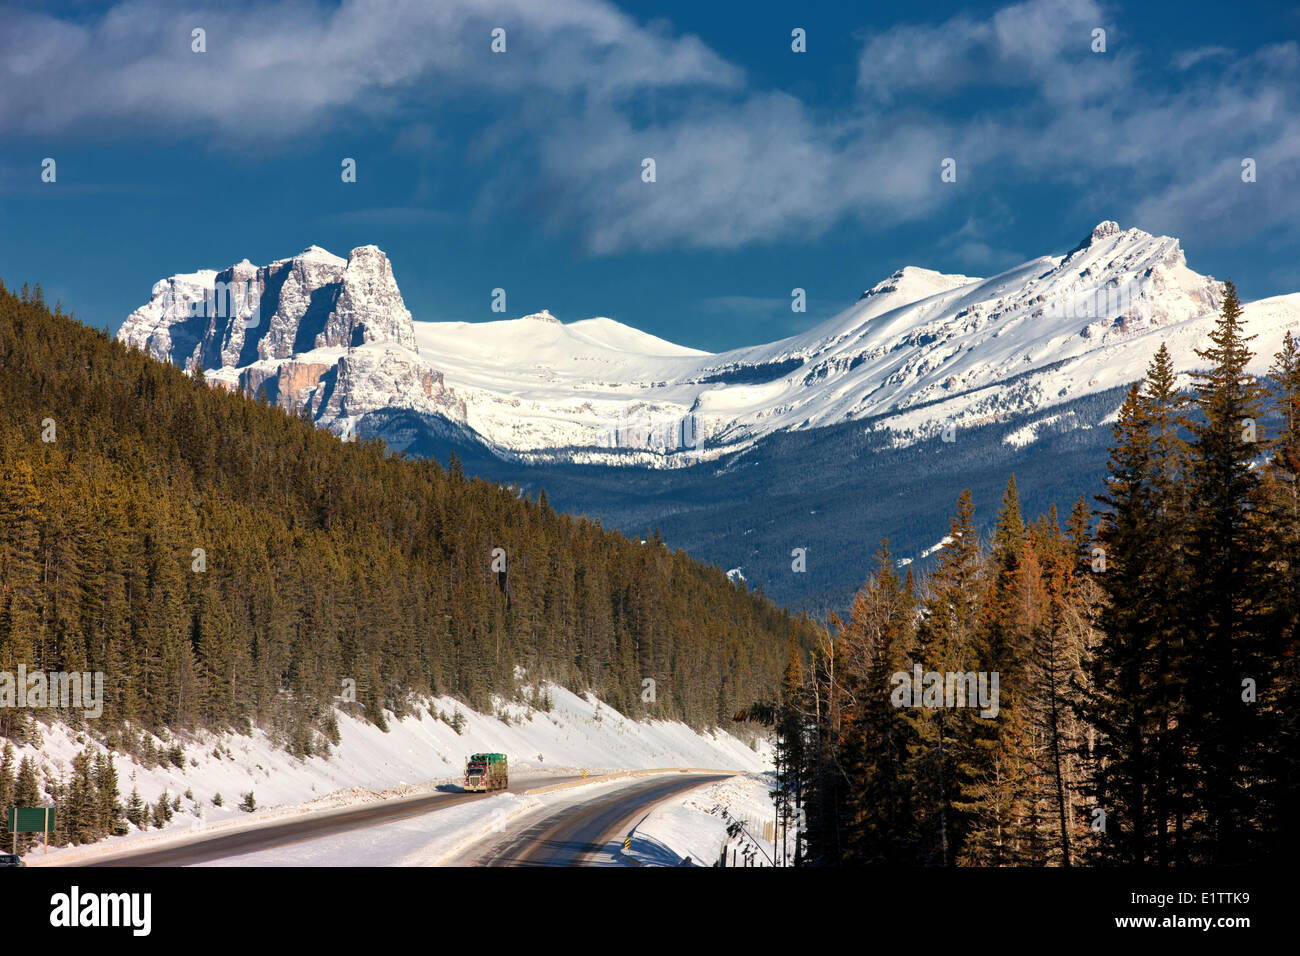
[2,0,1298,351]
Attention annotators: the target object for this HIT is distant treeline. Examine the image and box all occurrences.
[0,281,818,774]
[774,282,1300,866]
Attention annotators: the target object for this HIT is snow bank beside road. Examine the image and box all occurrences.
[16,682,769,865]
[616,772,785,867]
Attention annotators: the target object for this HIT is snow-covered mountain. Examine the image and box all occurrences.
[119,223,1300,466]
[119,244,463,438]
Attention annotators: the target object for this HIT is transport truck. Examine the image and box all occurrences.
[464,753,508,792]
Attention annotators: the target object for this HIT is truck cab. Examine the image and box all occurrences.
[464,752,508,792]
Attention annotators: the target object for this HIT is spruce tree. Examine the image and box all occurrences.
[1182,280,1272,863]
[13,757,40,853]
[1141,343,1192,866]
[1085,383,1157,863]
[0,743,14,849]
[1262,331,1300,857]
[773,636,807,865]
[125,787,146,828]
[908,490,984,865]
[962,477,1034,865]
[836,542,917,864]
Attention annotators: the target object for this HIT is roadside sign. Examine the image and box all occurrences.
[7,808,55,833]
[6,807,55,855]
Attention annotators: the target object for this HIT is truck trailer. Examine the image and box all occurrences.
[464,753,508,792]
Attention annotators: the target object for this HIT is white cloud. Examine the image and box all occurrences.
[2,0,1298,256]
[0,0,740,137]
[1173,46,1233,71]
[856,0,1121,105]
[524,93,953,253]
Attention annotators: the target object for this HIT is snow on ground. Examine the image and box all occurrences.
[194,790,545,868]
[920,536,954,558]
[1002,413,1063,448]
[16,682,769,864]
[193,770,694,868]
[600,772,788,868]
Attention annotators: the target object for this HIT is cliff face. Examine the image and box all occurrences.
[120,245,459,438]
[119,245,416,371]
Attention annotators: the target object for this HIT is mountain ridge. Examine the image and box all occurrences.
[117,223,1300,467]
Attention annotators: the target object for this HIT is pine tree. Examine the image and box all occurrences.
[1065,494,1094,577]
[125,787,146,828]
[1141,343,1192,866]
[0,743,15,849]
[961,477,1035,865]
[773,635,806,866]
[152,790,171,828]
[1181,281,1273,863]
[834,542,917,864]
[1025,513,1088,865]
[1085,383,1157,863]
[1262,331,1300,858]
[94,752,124,837]
[64,749,97,844]
[908,490,985,865]
[13,757,40,853]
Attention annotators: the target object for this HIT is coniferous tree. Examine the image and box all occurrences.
[1262,331,1300,856]
[908,490,985,865]
[773,636,807,866]
[1025,512,1088,865]
[125,787,146,829]
[1141,344,1192,866]
[1181,281,1273,864]
[833,542,917,864]
[63,749,97,844]
[962,477,1034,865]
[1084,383,1157,863]
[12,757,40,853]
[0,743,15,849]
[94,752,124,837]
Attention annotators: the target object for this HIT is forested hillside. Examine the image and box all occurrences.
[0,281,817,755]
[771,282,1300,866]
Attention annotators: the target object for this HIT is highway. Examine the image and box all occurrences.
[83,774,582,867]
[474,773,732,866]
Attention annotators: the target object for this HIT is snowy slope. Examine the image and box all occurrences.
[119,223,1300,464]
[16,681,768,864]
[612,772,785,867]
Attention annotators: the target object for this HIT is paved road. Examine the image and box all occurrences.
[478,773,732,866]
[85,775,582,867]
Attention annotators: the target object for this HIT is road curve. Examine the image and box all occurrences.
[479,773,732,866]
[83,775,582,867]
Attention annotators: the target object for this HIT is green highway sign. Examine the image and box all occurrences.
[6,807,55,834]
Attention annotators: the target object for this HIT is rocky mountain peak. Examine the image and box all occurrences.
[320,245,416,352]
[118,244,418,372]
[1090,220,1121,242]
[1065,220,1139,261]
